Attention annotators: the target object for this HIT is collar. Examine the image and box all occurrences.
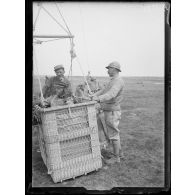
[110,74,119,80]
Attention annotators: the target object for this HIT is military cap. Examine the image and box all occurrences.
[106,61,121,72]
[54,64,64,71]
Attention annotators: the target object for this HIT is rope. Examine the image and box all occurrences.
[33,46,44,104]
[75,56,92,94]
[33,4,42,31]
[40,4,74,77]
[68,56,73,84]
[40,4,70,35]
[55,3,72,35]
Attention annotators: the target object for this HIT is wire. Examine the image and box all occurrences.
[55,3,72,35]
[33,46,44,104]
[55,3,73,46]
[33,4,42,31]
[54,3,75,78]
[33,3,75,94]
[40,4,70,35]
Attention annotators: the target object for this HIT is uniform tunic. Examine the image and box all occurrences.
[42,76,72,99]
[96,75,124,140]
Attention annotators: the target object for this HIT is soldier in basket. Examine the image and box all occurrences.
[42,64,73,106]
[91,61,125,165]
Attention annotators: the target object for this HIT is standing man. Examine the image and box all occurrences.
[92,61,125,165]
[42,64,72,100]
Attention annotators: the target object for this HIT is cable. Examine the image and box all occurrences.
[40,4,70,35]
[55,3,72,35]
[33,3,42,31]
[55,3,73,46]
[33,46,44,104]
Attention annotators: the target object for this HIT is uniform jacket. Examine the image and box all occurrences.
[95,75,124,111]
[42,76,72,98]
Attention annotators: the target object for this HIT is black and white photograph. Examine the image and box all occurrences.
[31,1,170,192]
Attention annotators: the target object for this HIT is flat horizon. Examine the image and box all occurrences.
[33,75,164,78]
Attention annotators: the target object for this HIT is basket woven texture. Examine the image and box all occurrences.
[38,102,102,183]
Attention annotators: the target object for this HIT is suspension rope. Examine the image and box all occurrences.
[40,4,70,34]
[33,46,44,104]
[55,2,73,47]
[68,60,72,79]
[55,1,75,79]
[70,57,73,84]
[68,38,76,78]
[33,4,42,31]
[55,3,72,35]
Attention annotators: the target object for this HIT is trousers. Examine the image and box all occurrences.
[97,110,121,142]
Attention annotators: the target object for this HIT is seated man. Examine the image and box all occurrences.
[42,64,73,105]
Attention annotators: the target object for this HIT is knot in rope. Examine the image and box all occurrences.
[70,42,76,59]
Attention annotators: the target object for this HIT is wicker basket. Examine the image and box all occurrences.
[37,101,102,183]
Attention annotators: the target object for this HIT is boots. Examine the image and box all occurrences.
[118,138,125,159]
[119,149,125,159]
[104,155,120,165]
[105,139,120,165]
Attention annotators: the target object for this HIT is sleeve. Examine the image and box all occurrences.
[93,88,105,96]
[98,80,123,102]
[64,79,73,95]
[42,78,52,98]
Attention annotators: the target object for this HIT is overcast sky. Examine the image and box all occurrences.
[33,2,165,77]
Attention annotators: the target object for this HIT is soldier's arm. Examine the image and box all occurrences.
[92,88,104,96]
[98,81,123,102]
[42,77,52,98]
[65,78,73,95]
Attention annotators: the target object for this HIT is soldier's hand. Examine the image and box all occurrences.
[88,94,93,98]
[34,105,41,112]
[92,96,100,102]
[41,99,50,107]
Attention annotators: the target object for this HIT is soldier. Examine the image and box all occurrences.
[42,65,72,101]
[91,61,125,165]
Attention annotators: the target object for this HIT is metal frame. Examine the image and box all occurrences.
[33,35,74,39]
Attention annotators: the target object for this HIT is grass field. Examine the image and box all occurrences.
[32,76,164,189]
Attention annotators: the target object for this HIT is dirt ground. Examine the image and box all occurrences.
[32,76,164,189]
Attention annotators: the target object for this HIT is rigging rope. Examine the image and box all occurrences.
[33,3,92,96]
[55,3,72,35]
[40,3,75,82]
[33,46,44,104]
[33,4,42,31]
[40,4,70,35]
[55,2,73,47]
[68,39,76,78]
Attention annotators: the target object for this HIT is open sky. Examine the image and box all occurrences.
[33,2,165,77]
